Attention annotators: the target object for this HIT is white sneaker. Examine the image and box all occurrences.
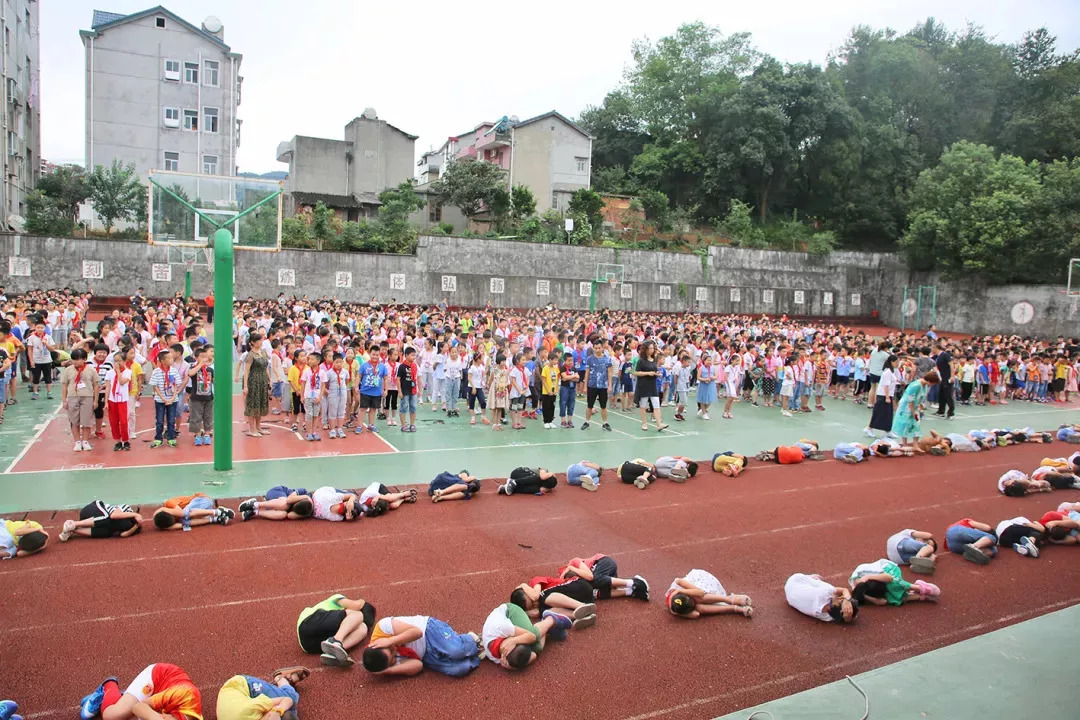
[782,410,793,417]
[864,428,875,438]
[696,409,703,417]
[702,413,711,420]
[81,441,92,451]
[73,441,83,452]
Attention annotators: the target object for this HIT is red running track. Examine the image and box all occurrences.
[9,396,393,473]
[1,443,1079,720]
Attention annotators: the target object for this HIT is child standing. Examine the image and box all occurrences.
[430,342,447,412]
[489,352,510,430]
[558,353,579,428]
[672,354,693,421]
[696,354,718,420]
[288,349,306,432]
[443,345,463,418]
[149,352,181,448]
[323,354,349,439]
[467,352,489,426]
[509,353,528,430]
[397,346,421,432]
[540,351,559,429]
[722,354,742,419]
[104,351,133,452]
[187,345,214,446]
[301,354,323,441]
[383,347,400,426]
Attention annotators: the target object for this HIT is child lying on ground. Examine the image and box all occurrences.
[497,467,558,496]
[666,569,753,619]
[1039,452,1080,474]
[618,458,657,489]
[239,487,314,521]
[998,470,1061,497]
[152,493,233,530]
[1039,509,1080,545]
[1055,424,1080,444]
[216,666,308,720]
[511,577,598,627]
[565,461,603,492]
[886,529,938,574]
[557,553,649,601]
[429,470,481,502]
[653,456,698,482]
[784,572,858,623]
[849,558,940,606]
[60,500,142,541]
[995,517,1045,557]
[80,663,201,720]
[296,593,375,668]
[0,518,47,559]
[912,430,951,455]
[712,451,749,477]
[945,518,998,565]
[359,481,416,517]
[310,486,362,521]
[755,440,824,464]
[362,615,482,678]
[481,603,571,670]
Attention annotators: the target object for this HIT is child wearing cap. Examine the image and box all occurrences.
[59,500,143,541]
[666,569,753,619]
[238,487,314,521]
[216,666,308,720]
[152,493,233,531]
[428,470,481,503]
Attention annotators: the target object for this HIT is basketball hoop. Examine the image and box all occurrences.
[184,256,197,275]
[608,277,618,289]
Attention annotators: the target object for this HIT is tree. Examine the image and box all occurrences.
[430,160,507,222]
[510,184,536,219]
[638,189,670,228]
[716,199,765,248]
[376,181,426,253]
[568,188,605,231]
[35,165,88,225]
[87,160,143,234]
[310,201,336,251]
[25,191,73,236]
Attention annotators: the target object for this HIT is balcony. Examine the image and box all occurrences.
[476,130,511,150]
[455,145,478,160]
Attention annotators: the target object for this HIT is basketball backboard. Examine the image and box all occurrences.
[148,170,282,251]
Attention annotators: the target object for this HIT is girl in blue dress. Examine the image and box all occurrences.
[696,354,718,419]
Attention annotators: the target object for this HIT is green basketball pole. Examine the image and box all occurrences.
[184,270,192,303]
[212,228,233,471]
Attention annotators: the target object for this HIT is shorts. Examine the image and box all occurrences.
[835,376,850,385]
[94,392,106,420]
[271,381,284,399]
[868,373,881,384]
[29,362,51,385]
[292,394,304,415]
[539,577,596,611]
[637,396,660,411]
[586,387,608,409]
[812,382,827,396]
[674,390,689,406]
[66,395,95,427]
[359,393,381,410]
[619,462,650,484]
[187,496,214,512]
[510,396,526,411]
[79,501,116,538]
[895,536,925,564]
[217,675,299,720]
[566,463,598,486]
[297,609,347,653]
[945,525,996,553]
[399,393,417,415]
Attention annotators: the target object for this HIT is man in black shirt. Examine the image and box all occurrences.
[934,342,954,419]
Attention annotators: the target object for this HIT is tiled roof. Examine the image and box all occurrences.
[91,10,127,27]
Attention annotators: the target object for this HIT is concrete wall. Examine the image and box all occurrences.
[84,12,239,180]
[3,233,1076,337]
[344,117,415,197]
[283,136,350,197]
[514,115,590,213]
[5,0,41,219]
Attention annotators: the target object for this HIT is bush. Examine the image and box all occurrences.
[25,191,74,236]
[805,231,837,256]
[282,217,314,249]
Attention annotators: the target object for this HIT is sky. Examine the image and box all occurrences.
[41,0,1080,175]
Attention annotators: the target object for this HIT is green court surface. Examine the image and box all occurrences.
[1,386,1077,513]
[715,603,1080,720]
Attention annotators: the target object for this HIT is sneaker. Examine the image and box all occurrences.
[320,637,350,664]
[580,477,598,492]
[238,498,257,519]
[696,409,703,417]
[167,439,178,448]
[864,428,876,438]
[497,484,509,495]
[602,423,612,432]
[633,574,650,598]
[213,507,234,525]
[202,435,211,446]
[782,410,793,417]
[94,431,106,440]
[150,440,163,449]
[81,441,92,451]
[291,424,299,432]
[59,519,76,542]
[1012,542,1029,557]
[542,610,572,640]
[80,678,116,720]
[305,433,314,442]
[1022,536,1040,558]
[634,477,648,489]
[313,433,322,441]
[73,441,83,452]
[194,435,203,446]
[842,454,859,464]
[702,413,711,420]
[962,543,991,565]
[572,613,597,630]
[370,425,380,434]
[581,421,590,430]
[113,442,123,452]
[566,421,574,429]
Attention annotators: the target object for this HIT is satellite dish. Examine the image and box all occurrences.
[202,16,223,34]
[362,107,378,119]
[509,115,519,123]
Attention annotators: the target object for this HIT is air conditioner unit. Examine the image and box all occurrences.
[163,116,180,128]
[164,68,181,81]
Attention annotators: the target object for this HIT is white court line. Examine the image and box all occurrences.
[2,406,60,474]
[622,599,1078,720]
[601,403,687,436]
[943,406,1078,421]
[367,427,401,453]
[572,410,637,439]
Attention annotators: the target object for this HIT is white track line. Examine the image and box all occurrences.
[622,599,1078,720]
[2,406,60,474]
[573,410,637,438]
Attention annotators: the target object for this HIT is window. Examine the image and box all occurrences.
[551,193,559,211]
[7,131,17,156]
[576,157,587,173]
[156,17,166,28]
[163,59,180,81]
[203,60,219,87]
[203,107,218,133]
[184,61,198,84]
[182,109,198,131]
[163,107,180,128]
[163,151,179,171]
[428,203,442,223]
[202,155,217,175]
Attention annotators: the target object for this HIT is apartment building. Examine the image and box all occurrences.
[1,0,40,225]
[276,109,417,220]
[418,111,592,221]
[81,6,242,181]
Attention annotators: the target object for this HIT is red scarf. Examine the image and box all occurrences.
[111,363,126,398]
[404,360,418,384]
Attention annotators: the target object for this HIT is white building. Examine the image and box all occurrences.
[80,6,242,182]
[1,0,41,226]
